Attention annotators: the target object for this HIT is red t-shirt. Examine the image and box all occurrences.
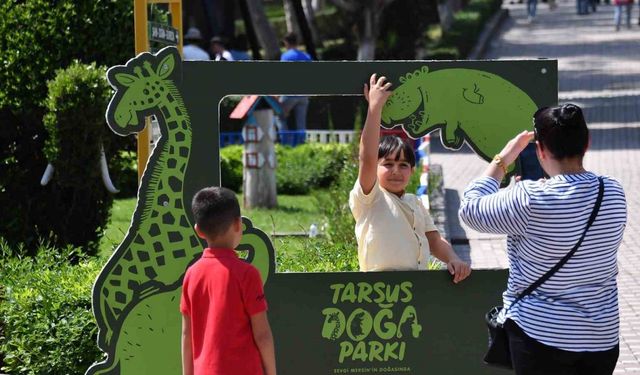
[180,248,267,375]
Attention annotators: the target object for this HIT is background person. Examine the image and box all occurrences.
[182,27,209,61]
[459,104,627,375]
[209,36,234,61]
[230,34,252,61]
[277,32,312,131]
[613,0,633,30]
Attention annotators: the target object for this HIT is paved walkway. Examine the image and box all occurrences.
[431,0,640,372]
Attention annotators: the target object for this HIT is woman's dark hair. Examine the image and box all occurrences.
[378,135,416,167]
[533,103,589,159]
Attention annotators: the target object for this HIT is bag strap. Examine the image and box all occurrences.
[510,176,605,307]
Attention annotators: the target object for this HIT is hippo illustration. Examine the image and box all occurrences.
[381,66,538,166]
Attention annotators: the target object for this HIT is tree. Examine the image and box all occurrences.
[302,0,323,48]
[329,0,398,60]
[284,0,319,60]
[0,0,135,254]
[243,0,281,60]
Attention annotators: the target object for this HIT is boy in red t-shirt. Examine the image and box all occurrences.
[181,187,276,375]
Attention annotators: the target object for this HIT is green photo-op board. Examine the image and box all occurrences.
[87,47,557,375]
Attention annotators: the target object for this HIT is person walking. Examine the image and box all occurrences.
[459,104,627,375]
[613,0,633,30]
[527,0,538,22]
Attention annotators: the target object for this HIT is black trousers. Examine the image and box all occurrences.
[504,319,619,375]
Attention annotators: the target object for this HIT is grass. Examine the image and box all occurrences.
[99,197,136,257]
[238,193,322,235]
[99,194,323,258]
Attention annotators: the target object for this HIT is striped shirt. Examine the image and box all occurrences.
[459,172,627,351]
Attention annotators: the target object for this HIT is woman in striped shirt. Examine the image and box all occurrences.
[459,104,627,375]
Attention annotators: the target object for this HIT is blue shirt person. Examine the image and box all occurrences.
[278,33,312,132]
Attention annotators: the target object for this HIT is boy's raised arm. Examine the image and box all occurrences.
[251,311,277,375]
[359,74,392,195]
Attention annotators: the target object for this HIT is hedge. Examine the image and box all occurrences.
[220,143,351,195]
[0,241,103,375]
[0,0,135,254]
[427,0,503,59]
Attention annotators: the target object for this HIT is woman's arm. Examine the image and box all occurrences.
[458,131,534,235]
[358,74,392,194]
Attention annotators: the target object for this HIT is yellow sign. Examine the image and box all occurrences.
[134,0,182,182]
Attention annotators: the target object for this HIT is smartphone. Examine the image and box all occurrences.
[516,143,546,181]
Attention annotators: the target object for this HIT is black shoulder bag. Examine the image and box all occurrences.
[484,177,605,369]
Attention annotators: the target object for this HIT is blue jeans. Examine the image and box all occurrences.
[278,96,309,131]
[577,0,590,13]
[527,0,538,17]
[614,3,633,29]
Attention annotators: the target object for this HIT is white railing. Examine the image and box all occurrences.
[305,130,356,144]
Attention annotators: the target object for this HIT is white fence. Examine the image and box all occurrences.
[305,130,356,144]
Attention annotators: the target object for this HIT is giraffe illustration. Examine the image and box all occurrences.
[88,47,275,375]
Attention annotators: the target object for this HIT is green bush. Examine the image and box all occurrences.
[39,62,128,255]
[427,0,502,59]
[0,0,135,253]
[314,142,359,246]
[220,143,351,195]
[276,143,350,194]
[220,145,244,192]
[0,240,103,375]
[377,0,441,60]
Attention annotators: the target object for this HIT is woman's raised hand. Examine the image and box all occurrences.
[498,130,535,166]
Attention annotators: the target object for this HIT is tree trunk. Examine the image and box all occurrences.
[303,0,323,47]
[243,109,278,209]
[238,0,262,59]
[292,0,318,59]
[283,0,301,35]
[312,0,325,12]
[329,0,398,61]
[356,6,377,60]
[244,0,281,60]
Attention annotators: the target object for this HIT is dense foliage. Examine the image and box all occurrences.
[0,0,135,253]
[40,62,130,255]
[0,241,103,375]
[427,0,503,59]
[220,143,351,195]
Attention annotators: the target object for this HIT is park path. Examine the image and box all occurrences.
[430,0,640,372]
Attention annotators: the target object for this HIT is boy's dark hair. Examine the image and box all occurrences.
[378,135,416,167]
[283,32,298,46]
[191,187,240,239]
[533,103,589,160]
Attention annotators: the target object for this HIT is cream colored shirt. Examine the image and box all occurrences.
[349,179,438,272]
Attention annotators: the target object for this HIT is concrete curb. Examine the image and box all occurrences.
[468,8,510,59]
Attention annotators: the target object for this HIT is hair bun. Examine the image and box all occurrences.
[557,103,583,127]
